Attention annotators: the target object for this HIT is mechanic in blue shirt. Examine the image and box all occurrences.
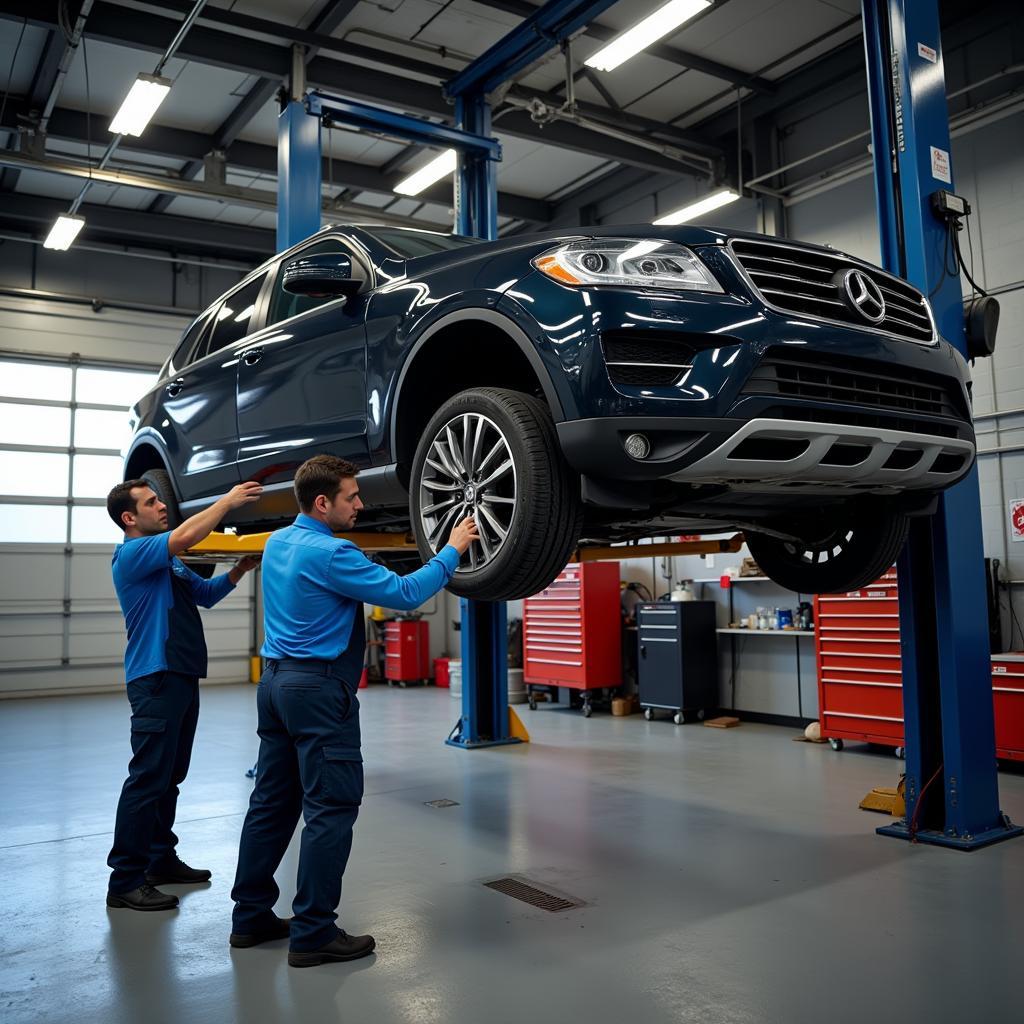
[105,477,263,912]
[230,454,479,967]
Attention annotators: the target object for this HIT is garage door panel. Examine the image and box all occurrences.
[0,550,67,602]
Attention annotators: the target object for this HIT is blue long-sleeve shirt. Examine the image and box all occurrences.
[112,532,236,682]
[261,513,460,660]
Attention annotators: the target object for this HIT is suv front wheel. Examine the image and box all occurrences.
[745,506,909,593]
[410,387,582,602]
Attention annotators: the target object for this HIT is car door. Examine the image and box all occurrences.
[234,235,370,497]
[160,270,270,509]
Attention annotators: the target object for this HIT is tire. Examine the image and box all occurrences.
[829,737,844,751]
[410,388,582,602]
[140,467,215,579]
[745,507,909,594]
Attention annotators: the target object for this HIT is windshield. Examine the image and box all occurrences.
[368,227,480,259]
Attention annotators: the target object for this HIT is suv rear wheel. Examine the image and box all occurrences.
[745,506,909,593]
[410,388,582,601]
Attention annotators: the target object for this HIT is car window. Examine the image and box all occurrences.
[267,238,368,327]
[169,312,211,373]
[203,273,268,357]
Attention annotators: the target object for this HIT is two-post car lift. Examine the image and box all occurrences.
[199,0,1020,849]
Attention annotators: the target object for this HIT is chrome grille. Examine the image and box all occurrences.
[729,238,935,344]
[601,333,695,387]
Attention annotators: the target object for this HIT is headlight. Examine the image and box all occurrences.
[533,238,722,293]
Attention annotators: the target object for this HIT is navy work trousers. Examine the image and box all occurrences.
[231,658,363,952]
[107,670,200,894]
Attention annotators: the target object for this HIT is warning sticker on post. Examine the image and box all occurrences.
[930,146,951,184]
[917,42,938,63]
[1010,499,1024,542]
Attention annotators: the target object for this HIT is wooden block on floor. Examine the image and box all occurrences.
[704,716,740,729]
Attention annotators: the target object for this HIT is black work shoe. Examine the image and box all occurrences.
[106,884,179,912]
[145,854,212,885]
[288,930,376,968]
[229,916,293,948]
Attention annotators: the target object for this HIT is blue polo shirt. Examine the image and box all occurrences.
[261,514,460,660]
[112,532,236,682]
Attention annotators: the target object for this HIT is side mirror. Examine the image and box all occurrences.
[282,252,359,297]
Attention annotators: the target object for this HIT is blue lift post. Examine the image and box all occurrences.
[863,0,1021,849]
[442,1,620,748]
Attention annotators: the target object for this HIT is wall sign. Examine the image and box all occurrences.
[1010,499,1024,542]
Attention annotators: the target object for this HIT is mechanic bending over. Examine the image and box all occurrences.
[105,478,263,912]
[230,454,479,968]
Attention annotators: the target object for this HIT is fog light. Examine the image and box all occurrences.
[624,432,651,460]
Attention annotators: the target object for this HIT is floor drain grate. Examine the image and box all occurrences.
[424,799,460,808]
[483,877,582,912]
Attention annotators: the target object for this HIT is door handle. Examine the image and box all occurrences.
[242,348,263,365]
[165,378,184,397]
[640,645,647,659]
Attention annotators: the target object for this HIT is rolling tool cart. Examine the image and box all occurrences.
[637,602,717,724]
[523,562,621,716]
[384,618,431,686]
[815,571,906,756]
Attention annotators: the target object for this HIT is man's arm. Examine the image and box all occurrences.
[326,515,480,610]
[167,482,263,557]
[185,555,261,608]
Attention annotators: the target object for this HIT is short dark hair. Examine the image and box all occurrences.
[294,455,359,513]
[107,479,148,530]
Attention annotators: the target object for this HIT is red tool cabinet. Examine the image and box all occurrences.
[384,619,430,684]
[814,571,905,752]
[816,573,1024,760]
[992,655,1024,761]
[523,562,621,708]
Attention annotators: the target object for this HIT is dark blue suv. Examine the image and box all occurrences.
[126,224,974,600]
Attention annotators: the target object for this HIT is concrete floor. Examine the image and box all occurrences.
[1,685,1022,1024]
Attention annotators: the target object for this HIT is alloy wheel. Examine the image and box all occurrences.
[417,412,518,573]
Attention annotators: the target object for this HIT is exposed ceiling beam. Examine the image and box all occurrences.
[0,100,554,224]
[0,147,455,231]
[149,0,360,215]
[0,1,721,177]
[0,191,275,258]
[481,0,775,94]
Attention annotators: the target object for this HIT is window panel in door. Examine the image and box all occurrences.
[204,274,268,357]
[267,238,368,327]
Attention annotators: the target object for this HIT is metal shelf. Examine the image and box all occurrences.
[716,628,815,636]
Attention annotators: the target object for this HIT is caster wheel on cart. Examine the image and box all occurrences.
[829,737,844,751]
[696,708,705,721]
[528,697,537,711]
[582,704,593,718]
[643,707,654,721]
[895,746,906,760]
[673,712,684,726]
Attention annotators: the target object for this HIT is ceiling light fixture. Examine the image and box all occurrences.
[109,73,173,137]
[394,149,457,196]
[585,0,712,73]
[653,188,740,225]
[43,214,86,251]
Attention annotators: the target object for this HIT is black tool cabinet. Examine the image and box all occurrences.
[637,602,718,724]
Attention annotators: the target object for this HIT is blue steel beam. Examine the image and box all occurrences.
[444,0,621,99]
[864,0,1021,850]
[277,99,323,252]
[305,92,500,159]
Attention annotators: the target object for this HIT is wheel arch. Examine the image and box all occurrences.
[390,308,563,483]
[123,434,177,495]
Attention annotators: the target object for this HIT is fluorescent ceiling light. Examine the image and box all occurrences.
[43,214,86,251]
[585,0,711,72]
[109,73,173,137]
[653,188,740,225]
[394,149,457,196]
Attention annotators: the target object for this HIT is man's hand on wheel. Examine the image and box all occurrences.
[448,515,481,555]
